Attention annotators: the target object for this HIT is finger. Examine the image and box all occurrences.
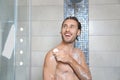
[53,53,56,57]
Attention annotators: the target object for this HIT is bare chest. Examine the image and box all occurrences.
[56,63,73,73]
[56,53,81,73]
[55,63,79,80]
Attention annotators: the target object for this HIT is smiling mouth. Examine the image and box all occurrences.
[64,33,72,38]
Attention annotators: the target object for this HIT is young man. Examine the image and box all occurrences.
[43,16,92,80]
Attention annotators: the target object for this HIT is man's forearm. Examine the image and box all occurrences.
[69,58,92,80]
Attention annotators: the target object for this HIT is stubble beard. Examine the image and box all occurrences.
[61,35,76,44]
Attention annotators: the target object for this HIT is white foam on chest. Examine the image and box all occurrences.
[73,53,81,64]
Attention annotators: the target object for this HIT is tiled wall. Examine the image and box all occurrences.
[64,0,89,65]
[31,0,120,80]
[89,0,120,80]
[31,0,64,80]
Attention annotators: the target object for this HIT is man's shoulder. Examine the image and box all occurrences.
[74,48,82,52]
[44,48,57,68]
[44,48,56,62]
[45,47,58,58]
[46,49,54,56]
[74,48,84,55]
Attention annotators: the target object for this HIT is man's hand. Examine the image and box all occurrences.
[53,48,71,63]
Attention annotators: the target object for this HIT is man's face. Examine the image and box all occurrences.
[61,19,80,43]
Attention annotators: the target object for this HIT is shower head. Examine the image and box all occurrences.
[70,0,82,3]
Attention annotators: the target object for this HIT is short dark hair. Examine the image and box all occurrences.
[62,16,81,30]
[62,16,81,40]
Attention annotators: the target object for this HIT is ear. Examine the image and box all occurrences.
[77,29,80,36]
[60,31,62,34]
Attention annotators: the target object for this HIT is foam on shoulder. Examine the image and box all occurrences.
[53,48,59,53]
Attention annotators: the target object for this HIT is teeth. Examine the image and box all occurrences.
[65,34,70,36]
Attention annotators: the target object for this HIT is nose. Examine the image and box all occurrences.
[66,27,70,31]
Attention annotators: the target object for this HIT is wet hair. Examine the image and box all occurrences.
[62,16,81,30]
[62,16,81,40]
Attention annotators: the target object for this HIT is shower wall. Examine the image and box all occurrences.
[89,0,120,80]
[31,0,63,80]
[64,0,89,65]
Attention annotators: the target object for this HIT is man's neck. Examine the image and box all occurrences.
[60,41,75,52]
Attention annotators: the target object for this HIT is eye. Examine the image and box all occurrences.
[70,25,75,28]
[62,24,67,28]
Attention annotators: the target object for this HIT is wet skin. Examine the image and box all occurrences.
[43,19,92,80]
[53,48,82,80]
[43,46,91,80]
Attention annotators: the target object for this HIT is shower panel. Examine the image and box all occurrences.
[0,0,31,80]
[64,0,89,65]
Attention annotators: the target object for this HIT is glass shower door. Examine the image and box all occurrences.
[0,0,31,80]
[0,0,15,80]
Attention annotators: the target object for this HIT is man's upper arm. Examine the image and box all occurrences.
[80,51,91,73]
[43,51,57,80]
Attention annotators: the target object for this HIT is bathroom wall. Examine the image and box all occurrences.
[31,0,64,80]
[31,0,120,80]
[89,0,120,80]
